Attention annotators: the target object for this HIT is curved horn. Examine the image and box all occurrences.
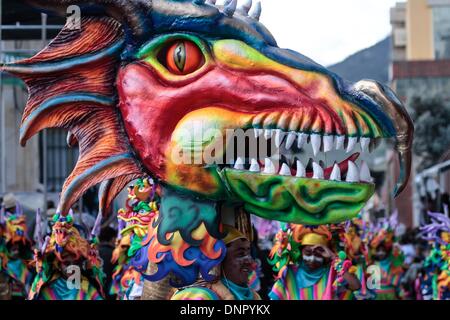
[353,80,414,198]
[239,0,252,15]
[25,0,152,42]
[223,0,237,17]
[249,1,261,20]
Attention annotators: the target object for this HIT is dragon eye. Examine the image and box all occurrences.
[164,40,204,75]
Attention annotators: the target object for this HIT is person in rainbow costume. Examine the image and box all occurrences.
[29,210,105,300]
[171,225,260,300]
[335,218,375,300]
[368,212,405,300]
[417,207,450,300]
[109,178,158,300]
[269,224,360,300]
[0,197,35,300]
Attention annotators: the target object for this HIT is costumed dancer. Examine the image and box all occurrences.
[417,207,450,300]
[29,210,105,300]
[171,225,260,300]
[0,194,35,300]
[112,178,158,300]
[335,218,375,300]
[368,212,405,300]
[268,224,360,300]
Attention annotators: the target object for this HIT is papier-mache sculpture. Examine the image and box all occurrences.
[2,0,414,300]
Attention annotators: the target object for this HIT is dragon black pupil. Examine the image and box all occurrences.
[174,42,186,72]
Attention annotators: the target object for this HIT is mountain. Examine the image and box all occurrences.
[328,37,391,85]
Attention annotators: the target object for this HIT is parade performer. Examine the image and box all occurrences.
[269,224,360,300]
[336,218,375,300]
[418,208,450,300]
[368,212,405,300]
[3,0,414,299]
[0,197,35,300]
[29,211,105,300]
[171,225,260,300]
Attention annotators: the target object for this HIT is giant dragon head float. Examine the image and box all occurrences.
[3,0,414,290]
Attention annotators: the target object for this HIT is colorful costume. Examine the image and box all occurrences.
[418,209,450,300]
[3,0,414,298]
[269,224,357,300]
[29,212,105,300]
[171,225,260,300]
[0,204,35,299]
[368,213,405,300]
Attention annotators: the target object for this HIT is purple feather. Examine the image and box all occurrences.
[0,205,5,225]
[91,211,102,240]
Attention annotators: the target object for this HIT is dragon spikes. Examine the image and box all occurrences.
[219,0,261,20]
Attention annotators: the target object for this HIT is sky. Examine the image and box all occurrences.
[217,0,402,66]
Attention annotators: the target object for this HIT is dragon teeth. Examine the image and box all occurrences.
[296,160,306,178]
[249,158,260,172]
[311,134,322,156]
[264,129,272,139]
[274,129,285,148]
[360,137,370,153]
[279,163,291,176]
[346,137,358,153]
[330,163,341,181]
[285,132,297,150]
[263,158,276,174]
[323,136,334,152]
[346,161,359,182]
[312,162,324,180]
[234,157,244,170]
[359,161,372,182]
[335,135,345,150]
[297,133,308,149]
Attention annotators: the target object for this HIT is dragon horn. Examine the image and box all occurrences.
[239,0,252,15]
[223,0,237,16]
[206,0,216,4]
[249,1,261,20]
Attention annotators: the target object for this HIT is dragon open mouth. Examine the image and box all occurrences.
[217,127,379,225]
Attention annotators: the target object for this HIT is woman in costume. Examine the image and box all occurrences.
[417,208,450,300]
[269,224,360,300]
[0,197,35,300]
[29,211,105,300]
[368,213,405,300]
[171,225,260,300]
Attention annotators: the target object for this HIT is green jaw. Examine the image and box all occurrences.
[223,169,375,225]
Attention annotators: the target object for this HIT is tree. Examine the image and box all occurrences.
[410,96,450,171]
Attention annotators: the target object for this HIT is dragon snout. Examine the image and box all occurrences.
[352,80,414,197]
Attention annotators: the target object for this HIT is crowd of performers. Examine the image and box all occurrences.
[0,181,449,300]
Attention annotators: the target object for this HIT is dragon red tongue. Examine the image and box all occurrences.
[305,153,360,179]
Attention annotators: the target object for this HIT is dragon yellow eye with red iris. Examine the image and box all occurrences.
[165,40,204,75]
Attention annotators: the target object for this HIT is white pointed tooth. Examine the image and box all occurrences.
[335,135,345,150]
[234,157,245,170]
[346,137,358,153]
[257,129,264,137]
[360,137,370,153]
[285,132,297,150]
[359,161,373,182]
[346,161,359,182]
[296,160,306,178]
[264,129,272,139]
[312,162,324,180]
[311,134,322,156]
[249,158,260,172]
[323,136,334,152]
[297,133,308,149]
[330,163,341,181]
[263,158,276,174]
[279,163,292,176]
[274,130,285,148]
[253,128,261,139]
